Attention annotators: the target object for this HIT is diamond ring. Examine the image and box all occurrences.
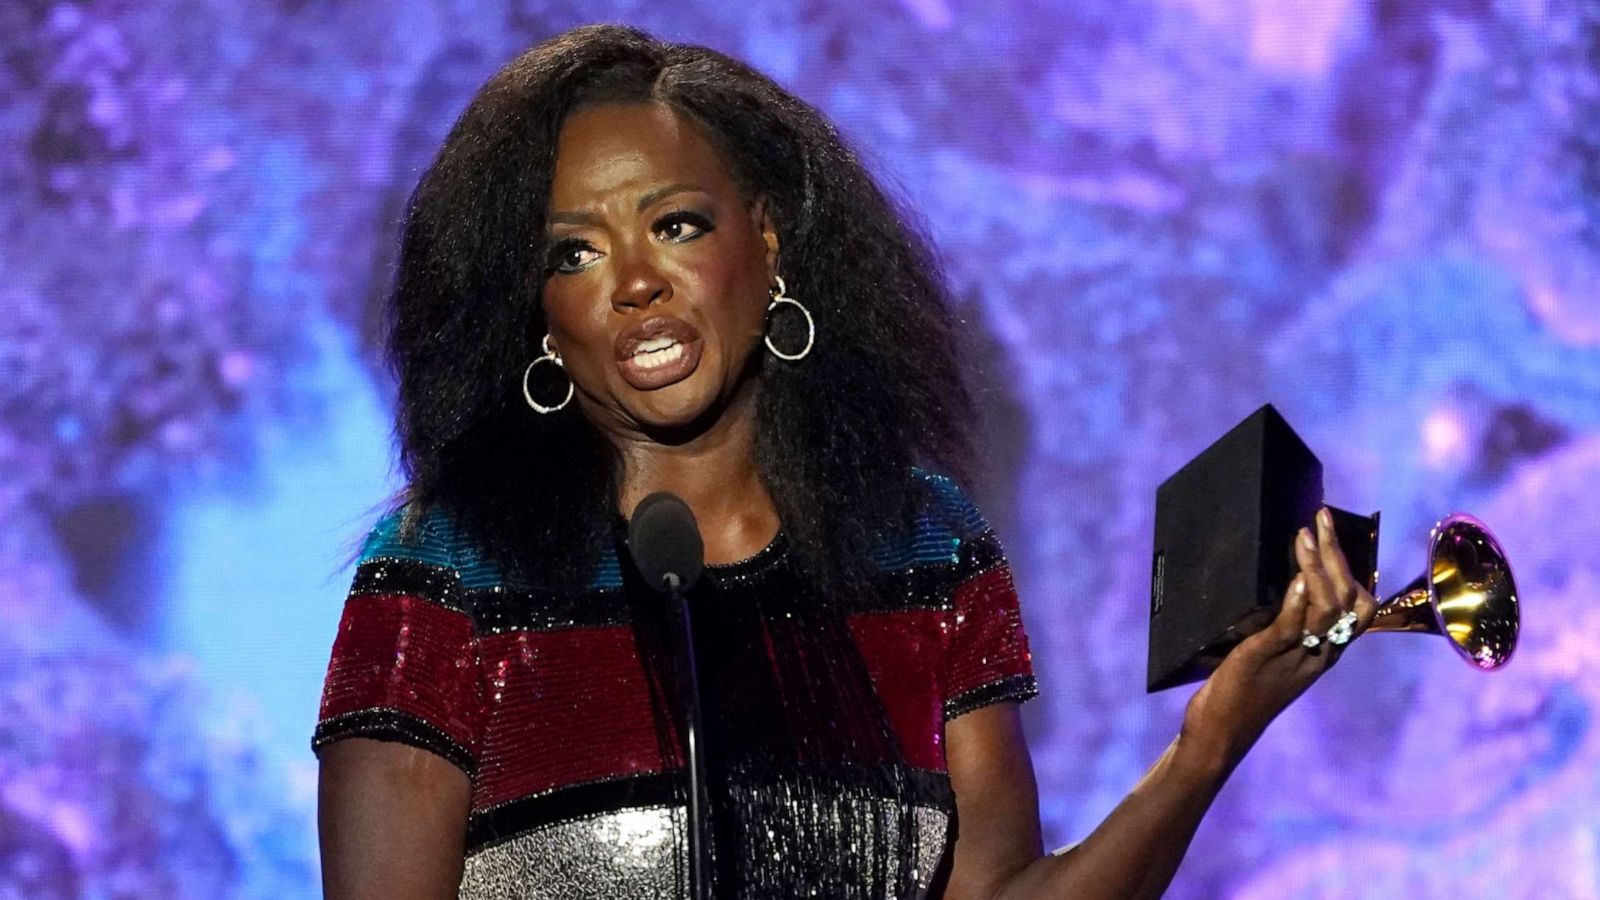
[1301,630,1323,649]
[1325,610,1359,646]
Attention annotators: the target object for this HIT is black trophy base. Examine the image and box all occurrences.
[1147,404,1379,693]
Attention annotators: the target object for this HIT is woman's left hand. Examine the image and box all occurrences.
[1178,506,1380,770]
[947,507,1379,900]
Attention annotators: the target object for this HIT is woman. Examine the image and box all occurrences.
[314,24,1376,900]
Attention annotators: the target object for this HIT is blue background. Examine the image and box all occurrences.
[3,1,1599,896]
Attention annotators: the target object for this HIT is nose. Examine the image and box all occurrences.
[609,256,671,312]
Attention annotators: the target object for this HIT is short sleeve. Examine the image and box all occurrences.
[311,505,483,777]
[923,475,1039,720]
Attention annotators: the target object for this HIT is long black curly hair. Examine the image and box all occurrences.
[387,24,975,593]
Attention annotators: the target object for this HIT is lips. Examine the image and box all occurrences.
[614,316,705,391]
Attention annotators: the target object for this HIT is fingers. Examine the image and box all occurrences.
[1271,572,1310,645]
[1267,511,1379,665]
[1313,507,1383,647]
[1294,523,1342,636]
[1314,507,1364,615]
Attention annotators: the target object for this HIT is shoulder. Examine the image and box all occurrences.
[355,499,622,607]
[352,501,515,605]
[868,469,997,573]
[358,503,461,568]
[907,468,990,539]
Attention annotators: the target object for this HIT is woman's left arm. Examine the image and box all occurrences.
[941,507,1377,900]
[941,701,1229,900]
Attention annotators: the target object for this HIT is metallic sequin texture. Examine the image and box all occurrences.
[456,804,952,900]
[460,807,687,900]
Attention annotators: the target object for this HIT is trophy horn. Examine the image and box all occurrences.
[1365,514,1520,670]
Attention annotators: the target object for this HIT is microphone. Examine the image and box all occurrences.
[627,491,706,595]
[625,491,711,900]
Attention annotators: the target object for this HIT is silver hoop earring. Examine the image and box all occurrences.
[764,275,814,362]
[522,334,574,414]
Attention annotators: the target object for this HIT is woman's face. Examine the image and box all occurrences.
[538,101,778,437]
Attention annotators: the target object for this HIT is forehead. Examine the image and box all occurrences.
[548,101,740,210]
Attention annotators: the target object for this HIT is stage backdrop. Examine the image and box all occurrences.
[4,1,1598,896]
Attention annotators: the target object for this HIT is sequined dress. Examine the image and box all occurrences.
[312,471,1037,899]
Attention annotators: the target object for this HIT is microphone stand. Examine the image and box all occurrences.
[664,571,712,900]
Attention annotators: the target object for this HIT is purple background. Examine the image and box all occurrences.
[4,1,1599,896]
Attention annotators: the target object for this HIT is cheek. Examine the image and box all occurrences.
[541,280,603,340]
[687,241,768,345]
[538,281,615,384]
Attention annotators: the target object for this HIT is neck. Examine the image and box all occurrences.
[609,387,780,565]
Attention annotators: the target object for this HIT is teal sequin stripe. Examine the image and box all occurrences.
[358,470,985,597]
[359,506,456,569]
[868,470,994,573]
[912,469,990,536]
[358,505,623,593]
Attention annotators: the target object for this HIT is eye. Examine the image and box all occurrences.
[544,238,602,275]
[654,210,715,243]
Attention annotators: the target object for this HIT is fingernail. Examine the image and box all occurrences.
[1318,507,1333,531]
[1300,528,1316,551]
[1294,575,1306,596]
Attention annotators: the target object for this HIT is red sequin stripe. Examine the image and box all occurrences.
[317,593,481,759]
[943,564,1034,712]
[846,609,949,771]
[470,626,682,811]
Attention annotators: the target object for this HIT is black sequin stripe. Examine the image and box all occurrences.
[470,548,962,631]
[374,536,1004,634]
[471,568,957,632]
[943,674,1039,721]
[467,773,681,851]
[846,531,1007,616]
[359,542,1000,632]
[853,564,956,614]
[953,528,1008,582]
[471,583,631,634]
[312,708,476,777]
[845,529,1007,616]
[464,765,954,853]
[349,557,468,612]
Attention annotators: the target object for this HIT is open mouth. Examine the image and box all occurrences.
[627,337,688,370]
[614,316,704,391]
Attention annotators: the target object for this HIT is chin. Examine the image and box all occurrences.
[626,383,727,436]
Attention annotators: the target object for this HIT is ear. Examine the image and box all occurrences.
[751,196,781,278]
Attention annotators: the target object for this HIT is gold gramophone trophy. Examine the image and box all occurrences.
[1362,513,1519,669]
[1148,405,1521,691]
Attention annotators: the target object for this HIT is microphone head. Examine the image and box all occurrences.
[627,492,705,594]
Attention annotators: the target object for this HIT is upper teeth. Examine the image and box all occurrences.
[633,337,678,355]
[631,338,685,370]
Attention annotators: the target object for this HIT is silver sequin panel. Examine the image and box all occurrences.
[457,805,951,900]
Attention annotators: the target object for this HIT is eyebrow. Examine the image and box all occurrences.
[546,182,708,227]
[637,182,706,211]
